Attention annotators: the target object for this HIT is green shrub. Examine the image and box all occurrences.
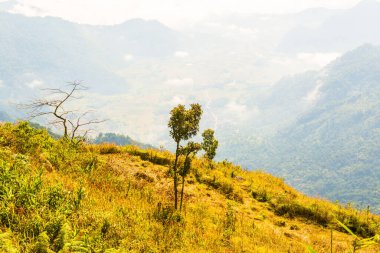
[125,146,171,166]
[0,122,53,156]
[33,232,53,253]
[275,220,286,227]
[47,184,66,210]
[336,213,375,238]
[252,190,270,202]
[274,202,330,227]
[0,231,19,253]
[98,143,121,154]
[223,203,236,241]
[199,175,243,203]
[153,203,183,226]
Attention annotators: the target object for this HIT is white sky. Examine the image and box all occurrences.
[4,0,365,28]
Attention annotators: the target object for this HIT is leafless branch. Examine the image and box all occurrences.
[20,81,105,140]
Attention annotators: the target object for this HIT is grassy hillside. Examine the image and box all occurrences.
[1,122,380,252]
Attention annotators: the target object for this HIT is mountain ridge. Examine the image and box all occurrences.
[229,44,380,211]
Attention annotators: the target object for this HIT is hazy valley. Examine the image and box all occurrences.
[1,0,380,251]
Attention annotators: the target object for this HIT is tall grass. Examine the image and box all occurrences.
[1,122,380,252]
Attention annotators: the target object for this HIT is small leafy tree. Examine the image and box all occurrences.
[201,129,218,168]
[168,104,202,209]
[179,141,201,211]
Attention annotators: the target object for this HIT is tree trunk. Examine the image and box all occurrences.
[180,175,185,211]
[173,142,180,209]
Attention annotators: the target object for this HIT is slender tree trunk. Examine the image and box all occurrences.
[180,175,185,211]
[173,142,180,209]
[63,119,68,138]
[330,228,333,253]
[180,153,190,211]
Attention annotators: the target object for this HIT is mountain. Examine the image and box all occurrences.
[0,10,314,144]
[2,2,380,213]
[0,12,179,100]
[0,111,12,122]
[228,44,380,211]
[278,0,380,53]
[1,121,380,252]
[93,132,154,149]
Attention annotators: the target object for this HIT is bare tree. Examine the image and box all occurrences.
[20,81,105,140]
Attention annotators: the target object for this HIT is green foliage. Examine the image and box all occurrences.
[252,190,271,202]
[306,245,318,253]
[0,231,19,253]
[73,186,85,211]
[223,202,236,241]
[98,143,122,154]
[153,203,183,226]
[0,122,53,155]
[125,146,171,166]
[307,220,380,253]
[201,129,218,161]
[335,219,380,252]
[47,184,66,210]
[335,213,375,238]
[1,121,380,252]
[168,104,202,144]
[47,138,82,171]
[168,103,203,210]
[33,232,53,253]
[273,201,331,227]
[0,122,95,252]
[202,176,243,203]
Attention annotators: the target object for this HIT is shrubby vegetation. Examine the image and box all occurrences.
[1,121,380,252]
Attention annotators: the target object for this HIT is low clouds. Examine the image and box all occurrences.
[226,25,258,37]
[224,101,253,121]
[165,78,194,87]
[26,79,43,89]
[124,54,134,61]
[0,80,4,88]
[8,0,362,28]
[304,80,323,103]
[169,95,187,105]
[9,2,46,17]
[297,52,341,67]
[174,51,189,58]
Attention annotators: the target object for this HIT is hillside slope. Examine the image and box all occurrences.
[224,44,380,212]
[1,122,380,252]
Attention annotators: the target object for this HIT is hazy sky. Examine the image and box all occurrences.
[5,0,365,28]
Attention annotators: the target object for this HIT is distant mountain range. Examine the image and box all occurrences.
[225,44,380,211]
[2,1,380,210]
[0,12,180,98]
[93,132,154,149]
[278,0,380,53]
[0,111,12,122]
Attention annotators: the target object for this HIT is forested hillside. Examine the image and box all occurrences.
[228,44,380,212]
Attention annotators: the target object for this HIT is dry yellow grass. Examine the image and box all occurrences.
[53,150,379,253]
[1,122,380,252]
